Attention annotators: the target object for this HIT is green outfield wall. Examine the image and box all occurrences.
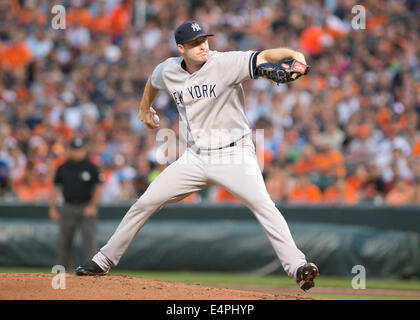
[0,202,419,278]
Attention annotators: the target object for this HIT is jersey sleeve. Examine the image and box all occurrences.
[53,166,63,186]
[150,60,167,90]
[90,163,102,185]
[217,51,259,86]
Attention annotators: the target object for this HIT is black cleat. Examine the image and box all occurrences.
[75,260,108,276]
[296,262,319,291]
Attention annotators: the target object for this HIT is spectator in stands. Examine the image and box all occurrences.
[265,164,290,202]
[1,30,33,71]
[385,178,413,206]
[323,176,358,205]
[362,163,386,204]
[382,147,414,187]
[0,0,419,208]
[314,142,346,179]
[347,123,377,165]
[287,174,322,204]
[294,144,317,176]
[410,161,420,204]
[0,158,9,197]
[32,163,52,202]
[346,163,369,201]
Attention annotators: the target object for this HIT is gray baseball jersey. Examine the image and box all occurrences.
[150,50,258,150]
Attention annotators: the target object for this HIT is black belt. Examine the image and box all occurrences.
[217,141,236,150]
[189,141,237,154]
[189,132,250,153]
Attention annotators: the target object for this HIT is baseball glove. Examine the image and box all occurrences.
[256,58,311,84]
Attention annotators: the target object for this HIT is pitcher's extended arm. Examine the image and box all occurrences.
[138,78,160,129]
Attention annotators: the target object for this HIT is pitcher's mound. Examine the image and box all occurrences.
[0,273,317,300]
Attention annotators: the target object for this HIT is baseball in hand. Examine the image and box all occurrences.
[152,114,160,125]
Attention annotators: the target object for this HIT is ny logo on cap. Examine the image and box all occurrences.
[191,23,201,32]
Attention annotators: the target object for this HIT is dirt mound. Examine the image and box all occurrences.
[0,273,317,300]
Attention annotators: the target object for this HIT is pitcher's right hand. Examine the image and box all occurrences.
[138,107,160,129]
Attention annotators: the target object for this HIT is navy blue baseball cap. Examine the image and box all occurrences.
[175,21,214,45]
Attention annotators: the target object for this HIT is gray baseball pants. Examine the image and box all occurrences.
[58,203,98,271]
[93,137,306,280]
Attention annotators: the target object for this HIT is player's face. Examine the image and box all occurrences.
[178,36,209,63]
[69,148,87,161]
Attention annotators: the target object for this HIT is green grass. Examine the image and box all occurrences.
[1,267,420,300]
[298,294,420,300]
[107,269,420,291]
[0,267,52,274]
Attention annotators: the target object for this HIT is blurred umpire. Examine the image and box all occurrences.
[49,137,103,272]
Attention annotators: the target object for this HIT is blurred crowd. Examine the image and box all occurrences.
[0,0,420,206]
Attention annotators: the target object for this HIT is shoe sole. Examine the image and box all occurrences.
[298,264,319,291]
[75,269,108,276]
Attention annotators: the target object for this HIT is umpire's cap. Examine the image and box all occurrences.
[70,137,85,149]
[175,21,214,45]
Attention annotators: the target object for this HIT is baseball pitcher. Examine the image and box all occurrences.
[76,21,319,291]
